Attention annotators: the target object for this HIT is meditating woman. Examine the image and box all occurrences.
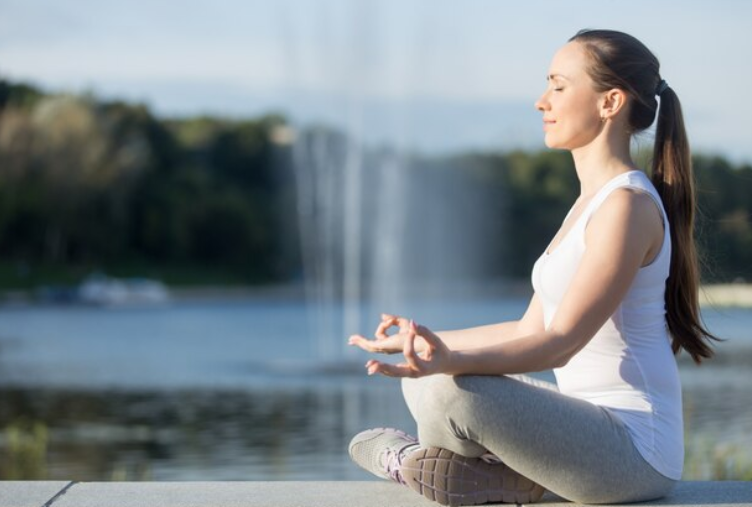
[347,29,717,505]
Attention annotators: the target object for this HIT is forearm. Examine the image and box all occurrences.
[446,330,576,375]
[435,321,522,351]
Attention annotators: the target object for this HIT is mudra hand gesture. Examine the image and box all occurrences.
[348,314,452,378]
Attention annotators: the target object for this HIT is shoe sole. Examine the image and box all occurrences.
[401,447,545,506]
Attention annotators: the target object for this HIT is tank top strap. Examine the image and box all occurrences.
[583,171,637,219]
[581,170,671,267]
[582,170,666,227]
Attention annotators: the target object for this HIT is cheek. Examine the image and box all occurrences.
[545,102,600,149]
[562,101,601,136]
[567,98,599,124]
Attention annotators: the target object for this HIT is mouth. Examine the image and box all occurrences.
[542,119,556,130]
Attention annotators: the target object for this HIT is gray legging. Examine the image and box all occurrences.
[401,374,677,504]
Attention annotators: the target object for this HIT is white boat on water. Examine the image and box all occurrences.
[78,274,170,306]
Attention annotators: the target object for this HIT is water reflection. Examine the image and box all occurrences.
[2,365,751,481]
[1,300,751,481]
[0,381,416,481]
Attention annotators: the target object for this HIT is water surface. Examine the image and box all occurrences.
[0,298,749,480]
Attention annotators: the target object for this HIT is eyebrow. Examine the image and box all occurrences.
[547,74,569,81]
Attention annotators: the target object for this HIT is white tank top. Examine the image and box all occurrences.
[531,170,683,480]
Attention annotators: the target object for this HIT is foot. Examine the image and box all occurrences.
[401,447,545,506]
[348,427,420,485]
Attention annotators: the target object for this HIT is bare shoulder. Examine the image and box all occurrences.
[586,187,664,262]
[591,187,663,230]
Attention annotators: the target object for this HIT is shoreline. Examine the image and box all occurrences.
[2,282,752,308]
[699,283,752,308]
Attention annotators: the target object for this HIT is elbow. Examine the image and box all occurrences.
[550,353,572,369]
[545,330,581,369]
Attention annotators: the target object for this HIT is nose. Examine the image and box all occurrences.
[535,90,550,112]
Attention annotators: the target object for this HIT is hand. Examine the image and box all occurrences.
[363,320,453,378]
[348,313,427,355]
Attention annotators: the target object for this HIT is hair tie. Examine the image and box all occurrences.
[656,79,669,96]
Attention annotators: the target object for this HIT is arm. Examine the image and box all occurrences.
[349,293,545,354]
[436,293,545,350]
[366,189,663,377]
[449,189,663,374]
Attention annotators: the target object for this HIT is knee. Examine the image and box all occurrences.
[416,374,466,413]
[407,375,487,456]
[405,374,519,422]
[409,375,491,431]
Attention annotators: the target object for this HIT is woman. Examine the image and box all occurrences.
[346,29,718,505]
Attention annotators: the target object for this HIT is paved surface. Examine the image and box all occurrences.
[0,482,72,507]
[0,481,750,507]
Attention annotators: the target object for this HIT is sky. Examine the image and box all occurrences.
[1,0,751,162]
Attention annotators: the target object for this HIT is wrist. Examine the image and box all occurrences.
[444,350,468,375]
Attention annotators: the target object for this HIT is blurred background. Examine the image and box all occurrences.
[1,0,751,482]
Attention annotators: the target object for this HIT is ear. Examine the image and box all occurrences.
[599,88,628,121]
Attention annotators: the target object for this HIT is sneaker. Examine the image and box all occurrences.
[401,447,545,506]
[348,427,420,485]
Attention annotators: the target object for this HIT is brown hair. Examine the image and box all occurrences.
[569,29,719,364]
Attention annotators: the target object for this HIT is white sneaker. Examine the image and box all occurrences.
[348,427,420,485]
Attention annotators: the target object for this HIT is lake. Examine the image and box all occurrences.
[0,295,750,481]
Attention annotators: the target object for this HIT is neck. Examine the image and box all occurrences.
[571,128,636,198]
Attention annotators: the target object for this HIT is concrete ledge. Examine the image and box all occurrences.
[0,482,71,507]
[0,481,750,507]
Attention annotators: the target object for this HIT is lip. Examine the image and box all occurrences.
[542,119,556,130]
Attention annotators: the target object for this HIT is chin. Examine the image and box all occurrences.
[543,136,564,150]
[544,134,577,151]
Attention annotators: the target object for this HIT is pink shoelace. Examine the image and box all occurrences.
[381,441,420,485]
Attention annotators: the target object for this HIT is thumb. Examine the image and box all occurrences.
[403,320,423,370]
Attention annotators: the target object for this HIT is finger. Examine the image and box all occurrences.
[383,313,411,331]
[350,335,379,353]
[413,322,442,349]
[351,334,403,354]
[375,318,397,340]
[396,316,412,331]
[412,321,439,361]
[367,360,417,378]
[349,334,381,352]
[348,334,367,345]
[403,322,423,372]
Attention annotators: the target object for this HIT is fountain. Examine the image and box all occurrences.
[276,2,507,369]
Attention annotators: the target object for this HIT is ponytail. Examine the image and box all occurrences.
[652,87,720,363]
[570,29,720,364]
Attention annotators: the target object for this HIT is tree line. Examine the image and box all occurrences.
[1,78,750,289]
[0,79,297,288]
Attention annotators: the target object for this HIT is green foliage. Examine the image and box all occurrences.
[1,420,48,479]
[449,150,578,278]
[694,155,752,282]
[0,79,45,111]
[503,150,578,276]
[684,434,752,481]
[0,79,296,287]
[0,77,751,287]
